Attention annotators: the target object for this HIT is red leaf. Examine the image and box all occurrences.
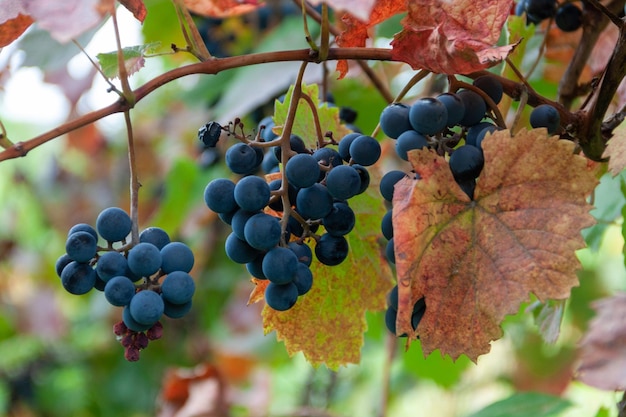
[335,0,407,79]
[390,0,516,74]
[0,14,33,47]
[577,293,626,390]
[119,0,147,23]
[308,0,377,21]
[183,0,261,18]
[393,130,597,361]
[23,0,106,43]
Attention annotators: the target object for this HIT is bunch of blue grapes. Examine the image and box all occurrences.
[516,0,583,32]
[200,117,379,312]
[55,207,195,361]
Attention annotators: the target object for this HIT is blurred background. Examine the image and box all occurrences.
[0,1,625,416]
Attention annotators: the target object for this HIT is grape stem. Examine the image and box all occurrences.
[299,92,327,148]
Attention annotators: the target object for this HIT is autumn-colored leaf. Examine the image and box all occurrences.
[22,0,106,43]
[262,188,394,369]
[309,0,377,21]
[96,42,160,79]
[393,129,597,361]
[0,14,33,47]
[119,0,147,23]
[335,0,407,79]
[390,0,516,74]
[183,0,261,18]
[273,83,351,148]
[602,127,626,175]
[576,293,626,390]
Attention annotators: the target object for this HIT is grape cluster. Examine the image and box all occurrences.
[55,207,195,361]
[516,0,583,32]
[201,117,379,312]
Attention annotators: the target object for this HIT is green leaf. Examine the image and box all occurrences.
[402,342,471,388]
[96,42,161,79]
[262,186,394,369]
[466,392,571,417]
[273,82,351,149]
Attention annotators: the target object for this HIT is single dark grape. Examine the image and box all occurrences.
[265,282,299,311]
[457,90,487,126]
[337,132,361,162]
[288,241,313,266]
[65,231,97,263]
[273,135,308,162]
[127,242,162,277]
[379,170,408,202]
[379,103,412,139]
[412,297,426,329]
[96,207,132,243]
[473,75,504,104]
[161,271,195,305]
[449,145,484,182]
[385,238,395,264]
[315,233,349,266]
[234,175,271,212]
[68,223,98,241]
[139,227,171,250]
[387,285,399,311]
[325,165,361,200]
[385,307,398,334]
[204,178,238,214]
[313,147,343,178]
[408,97,448,135]
[163,299,193,319]
[259,116,278,142]
[262,246,298,285]
[352,164,370,195]
[231,209,260,240]
[285,153,320,189]
[555,3,582,31]
[457,178,477,200]
[96,251,128,282]
[381,209,393,240]
[246,254,266,279]
[104,276,136,306]
[244,213,282,251]
[293,263,313,296]
[349,135,381,166]
[160,242,195,274]
[94,276,107,292]
[129,290,164,325]
[466,122,495,147]
[225,143,260,175]
[295,183,334,220]
[395,130,429,161]
[123,306,152,332]
[262,150,279,174]
[530,104,560,134]
[436,93,465,127]
[525,0,557,20]
[339,106,358,124]
[55,253,73,277]
[322,202,355,237]
[475,125,502,150]
[61,261,96,295]
[225,233,260,264]
[198,121,222,147]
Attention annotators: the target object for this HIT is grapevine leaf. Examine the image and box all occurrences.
[22,0,105,44]
[273,83,351,148]
[602,128,626,175]
[335,0,407,79]
[527,299,566,344]
[0,0,26,24]
[96,43,160,79]
[466,392,572,417]
[393,129,597,361]
[308,0,377,21]
[577,293,626,390]
[262,188,394,369]
[182,0,261,18]
[0,14,33,47]
[390,0,516,74]
[119,0,147,23]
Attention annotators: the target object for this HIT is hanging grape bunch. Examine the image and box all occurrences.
[200,104,379,312]
[56,207,196,361]
[516,0,583,32]
[376,74,561,336]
